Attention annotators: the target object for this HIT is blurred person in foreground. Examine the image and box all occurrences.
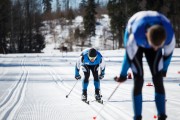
[115,11,175,120]
[75,48,105,101]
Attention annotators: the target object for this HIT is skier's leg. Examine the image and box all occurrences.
[144,48,167,119]
[158,114,167,120]
[82,65,90,100]
[82,90,87,101]
[133,75,144,120]
[153,73,166,119]
[92,65,100,89]
[130,47,144,120]
[154,77,167,119]
[91,65,101,100]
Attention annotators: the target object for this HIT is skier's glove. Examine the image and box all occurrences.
[99,74,104,80]
[162,71,167,77]
[99,69,105,80]
[114,75,127,82]
[75,75,81,80]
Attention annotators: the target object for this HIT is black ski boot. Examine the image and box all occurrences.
[81,90,87,101]
[134,116,142,120]
[95,89,101,101]
[158,114,167,120]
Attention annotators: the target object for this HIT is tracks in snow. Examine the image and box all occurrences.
[0,58,29,120]
[38,57,133,119]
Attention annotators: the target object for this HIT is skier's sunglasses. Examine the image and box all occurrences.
[88,55,97,61]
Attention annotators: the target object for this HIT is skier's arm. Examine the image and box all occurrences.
[120,52,130,79]
[75,56,82,78]
[99,57,106,76]
[121,27,131,77]
[163,35,176,76]
[115,28,131,82]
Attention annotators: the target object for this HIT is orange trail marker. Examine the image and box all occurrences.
[93,116,96,120]
[146,82,153,86]
[127,72,132,79]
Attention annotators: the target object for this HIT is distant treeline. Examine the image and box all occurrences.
[0,0,179,53]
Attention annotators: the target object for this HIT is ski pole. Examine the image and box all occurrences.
[95,82,121,119]
[65,80,79,98]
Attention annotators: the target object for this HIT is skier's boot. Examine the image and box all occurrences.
[158,114,167,120]
[81,90,87,101]
[95,89,101,101]
[134,116,142,120]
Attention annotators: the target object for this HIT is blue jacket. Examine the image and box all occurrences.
[75,48,106,77]
[120,11,175,77]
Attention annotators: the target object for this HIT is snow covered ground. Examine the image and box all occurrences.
[0,48,180,120]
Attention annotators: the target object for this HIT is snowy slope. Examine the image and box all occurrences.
[42,14,113,53]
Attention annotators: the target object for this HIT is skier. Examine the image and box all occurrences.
[75,48,105,101]
[114,11,175,120]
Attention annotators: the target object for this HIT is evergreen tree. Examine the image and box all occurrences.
[66,8,75,24]
[56,0,61,13]
[176,0,180,47]
[79,0,87,15]
[0,0,11,53]
[146,0,164,12]
[12,0,24,53]
[11,0,44,53]
[32,33,45,53]
[107,0,126,48]
[107,0,140,48]
[42,0,52,14]
[83,0,97,39]
[66,0,70,11]
[126,0,141,17]
[80,0,87,9]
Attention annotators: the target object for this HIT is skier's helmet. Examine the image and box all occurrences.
[88,48,97,61]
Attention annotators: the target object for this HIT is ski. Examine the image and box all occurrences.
[96,99,103,104]
[82,100,90,105]
[91,99,103,104]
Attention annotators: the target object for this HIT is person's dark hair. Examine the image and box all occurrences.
[88,48,97,57]
[148,25,166,46]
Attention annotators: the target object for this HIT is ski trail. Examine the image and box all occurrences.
[0,58,23,106]
[0,59,24,108]
[37,56,110,119]
[37,56,82,98]
[37,56,87,99]
[0,57,29,120]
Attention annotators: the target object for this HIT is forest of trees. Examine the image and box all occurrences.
[0,0,180,53]
[107,0,180,48]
